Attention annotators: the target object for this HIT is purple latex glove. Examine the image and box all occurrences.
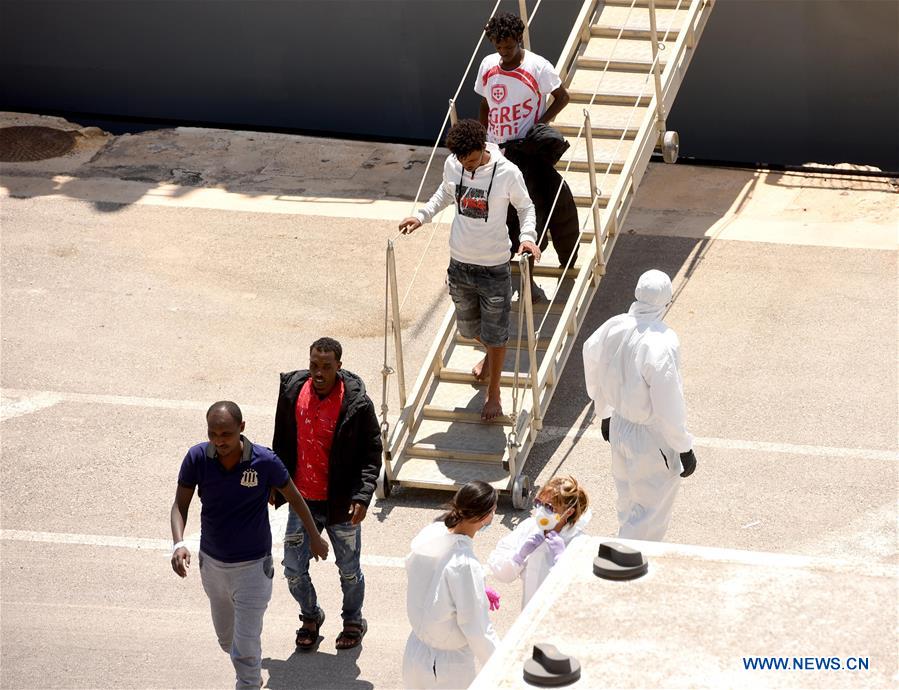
[545,530,566,566]
[512,531,546,567]
[485,586,501,611]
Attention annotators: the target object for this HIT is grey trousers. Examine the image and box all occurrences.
[199,551,274,689]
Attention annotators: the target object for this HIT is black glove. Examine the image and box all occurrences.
[679,450,697,478]
[601,417,610,443]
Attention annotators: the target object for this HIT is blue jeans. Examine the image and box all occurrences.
[283,502,365,623]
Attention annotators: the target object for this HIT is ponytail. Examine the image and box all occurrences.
[440,480,498,528]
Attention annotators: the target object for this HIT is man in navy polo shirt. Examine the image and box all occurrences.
[170,401,328,689]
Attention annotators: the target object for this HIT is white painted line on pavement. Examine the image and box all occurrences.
[0,175,413,221]
[3,387,896,462]
[1,599,208,616]
[536,424,898,462]
[0,392,63,421]
[0,529,407,568]
[0,388,270,417]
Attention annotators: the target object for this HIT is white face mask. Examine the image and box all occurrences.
[531,505,560,530]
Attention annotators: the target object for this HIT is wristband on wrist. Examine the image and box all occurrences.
[172,541,187,554]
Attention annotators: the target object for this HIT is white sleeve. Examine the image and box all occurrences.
[537,57,562,95]
[508,167,537,244]
[448,560,499,665]
[647,346,693,453]
[582,326,615,418]
[487,520,533,583]
[474,58,488,97]
[415,178,455,225]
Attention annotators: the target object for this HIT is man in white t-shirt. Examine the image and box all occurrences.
[475,13,569,145]
[398,120,540,421]
[476,13,580,285]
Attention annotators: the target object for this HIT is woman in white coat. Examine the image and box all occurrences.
[402,481,500,689]
[488,475,590,608]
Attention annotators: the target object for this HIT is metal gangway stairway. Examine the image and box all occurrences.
[377,0,715,507]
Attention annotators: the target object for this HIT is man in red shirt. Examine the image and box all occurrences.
[272,337,382,651]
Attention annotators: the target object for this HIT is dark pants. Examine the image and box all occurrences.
[505,153,580,268]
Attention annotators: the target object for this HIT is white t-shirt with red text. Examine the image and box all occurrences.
[475,50,562,145]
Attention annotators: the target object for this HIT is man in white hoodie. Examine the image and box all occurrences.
[582,270,697,541]
[399,119,540,421]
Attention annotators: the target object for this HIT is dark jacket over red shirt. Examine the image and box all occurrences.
[272,369,382,525]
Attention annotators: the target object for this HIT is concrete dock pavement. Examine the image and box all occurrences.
[1,113,897,688]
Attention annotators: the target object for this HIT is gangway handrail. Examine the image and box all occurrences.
[531,0,688,344]
[536,0,707,394]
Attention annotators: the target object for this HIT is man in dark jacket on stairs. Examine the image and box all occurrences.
[272,337,382,652]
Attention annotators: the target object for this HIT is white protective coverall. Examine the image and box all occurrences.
[582,269,693,541]
[487,509,592,608]
[402,521,499,689]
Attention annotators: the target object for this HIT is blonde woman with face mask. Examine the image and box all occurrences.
[487,476,590,609]
[402,481,500,689]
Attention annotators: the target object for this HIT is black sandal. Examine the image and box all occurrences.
[335,619,367,650]
[295,609,325,651]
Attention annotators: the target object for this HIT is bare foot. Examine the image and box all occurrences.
[472,353,489,381]
[481,397,503,421]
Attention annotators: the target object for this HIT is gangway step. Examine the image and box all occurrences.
[512,298,566,315]
[511,264,574,279]
[393,457,509,490]
[554,102,647,137]
[606,0,686,8]
[557,136,629,173]
[421,405,515,425]
[558,170,618,206]
[426,380,519,416]
[406,444,505,463]
[569,68,657,101]
[591,6,687,39]
[577,37,675,71]
[455,333,553,350]
[412,418,511,454]
[447,343,541,375]
[567,90,651,106]
[439,368,532,387]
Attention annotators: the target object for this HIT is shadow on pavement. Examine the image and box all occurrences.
[263,646,373,690]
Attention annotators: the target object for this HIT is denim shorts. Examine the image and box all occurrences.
[447,258,512,348]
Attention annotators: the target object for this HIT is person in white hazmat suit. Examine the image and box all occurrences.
[487,475,590,608]
[402,481,500,689]
[582,269,697,541]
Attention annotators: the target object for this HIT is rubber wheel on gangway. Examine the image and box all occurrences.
[662,130,679,164]
[511,474,532,510]
[375,464,392,500]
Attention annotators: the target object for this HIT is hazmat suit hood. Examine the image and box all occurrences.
[628,269,672,321]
